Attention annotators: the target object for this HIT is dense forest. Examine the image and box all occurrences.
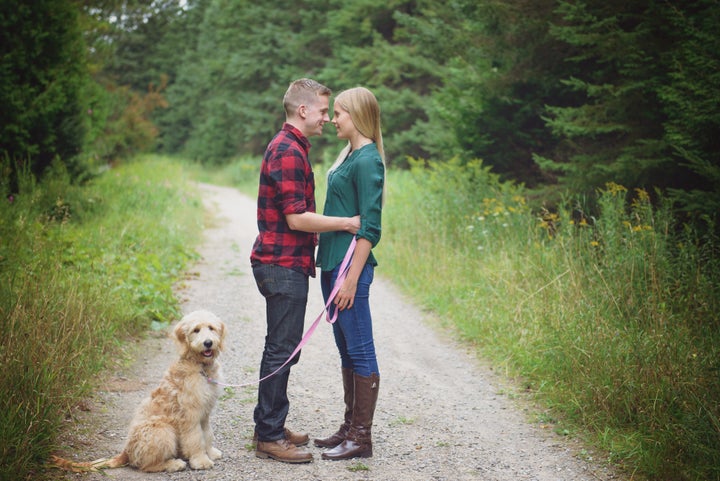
[2,0,718,224]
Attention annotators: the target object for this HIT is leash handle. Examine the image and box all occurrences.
[209,236,357,388]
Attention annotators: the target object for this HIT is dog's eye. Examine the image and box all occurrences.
[208,326,215,331]
[193,327,200,333]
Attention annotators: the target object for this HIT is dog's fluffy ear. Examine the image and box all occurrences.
[216,320,226,352]
[173,318,190,356]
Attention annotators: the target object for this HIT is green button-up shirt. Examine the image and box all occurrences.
[317,143,385,271]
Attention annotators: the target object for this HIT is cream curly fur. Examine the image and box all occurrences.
[95,310,226,472]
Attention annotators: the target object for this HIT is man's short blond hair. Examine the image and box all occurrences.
[283,78,332,116]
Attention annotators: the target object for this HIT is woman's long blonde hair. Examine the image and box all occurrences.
[329,87,386,203]
[330,87,385,168]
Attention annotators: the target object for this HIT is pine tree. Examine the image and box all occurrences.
[0,0,89,182]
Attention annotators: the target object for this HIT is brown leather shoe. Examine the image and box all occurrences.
[253,428,309,447]
[284,428,309,446]
[255,438,313,464]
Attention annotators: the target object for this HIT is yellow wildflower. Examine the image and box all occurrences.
[604,182,628,195]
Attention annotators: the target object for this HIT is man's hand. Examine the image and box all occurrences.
[347,215,361,234]
[287,212,361,234]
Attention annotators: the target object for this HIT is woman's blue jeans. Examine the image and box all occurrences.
[252,263,308,442]
[321,263,379,377]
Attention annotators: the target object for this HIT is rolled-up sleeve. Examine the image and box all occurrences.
[355,153,384,247]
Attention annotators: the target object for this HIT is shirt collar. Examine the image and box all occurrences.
[282,122,312,152]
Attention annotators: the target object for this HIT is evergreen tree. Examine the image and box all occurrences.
[659,0,720,221]
[544,0,718,202]
[160,0,333,163]
[394,0,565,184]
[103,1,188,93]
[150,0,212,154]
[0,0,89,182]
[540,1,660,189]
[319,0,441,166]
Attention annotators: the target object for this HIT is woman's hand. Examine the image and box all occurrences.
[334,237,371,311]
[334,276,358,310]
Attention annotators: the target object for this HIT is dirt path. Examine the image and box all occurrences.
[59,183,622,481]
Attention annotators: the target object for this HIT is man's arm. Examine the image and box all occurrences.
[286,212,360,234]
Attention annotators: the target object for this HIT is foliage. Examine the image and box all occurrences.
[4,0,720,217]
[658,0,720,222]
[158,0,333,163]
[101,1,189,92]
[4,0,698,219]
[0,156,202,480]
[0,0,89,182]
[78,1,177,166]
[318,0,438,166]
[394,0,564,183]
[149,0,213,154]
[375,160,720,480]
[85,79,168,163]
[540,0,720,212]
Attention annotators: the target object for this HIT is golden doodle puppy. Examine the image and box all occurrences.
[94,310,226,472]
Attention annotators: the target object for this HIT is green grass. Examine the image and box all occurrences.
[0,155,203,480]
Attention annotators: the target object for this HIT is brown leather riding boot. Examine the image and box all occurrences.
[321,373,379,460]
[314,368,354,448]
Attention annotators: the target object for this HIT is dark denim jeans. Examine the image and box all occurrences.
[252,263,308,441]
[321,263,379,377]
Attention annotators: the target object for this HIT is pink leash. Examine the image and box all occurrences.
[206,236,357,388]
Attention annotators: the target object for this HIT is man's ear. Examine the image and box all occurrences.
[298,104,307,119]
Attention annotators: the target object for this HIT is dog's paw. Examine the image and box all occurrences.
[189,454,213,470]
[208,447,222,460]
[165,459,187,472]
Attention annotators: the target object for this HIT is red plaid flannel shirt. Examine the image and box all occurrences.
[251,123,318,277]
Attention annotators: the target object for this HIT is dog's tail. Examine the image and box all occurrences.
[90,451,130,469]
[49,451,129,472]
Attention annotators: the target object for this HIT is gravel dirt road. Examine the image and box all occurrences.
[58,183,623,481]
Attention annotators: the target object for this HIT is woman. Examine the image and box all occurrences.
[314,87,386,460]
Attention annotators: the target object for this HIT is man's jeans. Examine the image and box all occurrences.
[252,263,308,441]
[321,263,379,377]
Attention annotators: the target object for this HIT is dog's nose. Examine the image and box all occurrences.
[204,340,213,348]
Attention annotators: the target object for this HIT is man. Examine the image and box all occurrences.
[250,78,360,464]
